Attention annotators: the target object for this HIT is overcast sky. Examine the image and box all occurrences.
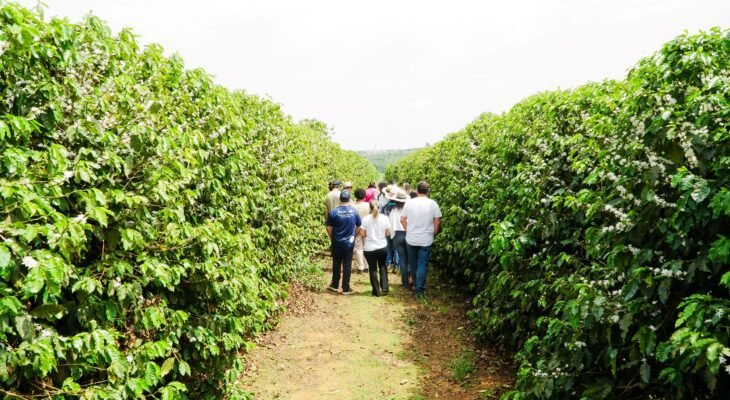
[16,0,730,150]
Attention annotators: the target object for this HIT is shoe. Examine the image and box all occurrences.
[372,291,380,297]
[342,289,355,295]
[380,291,389,296]
[327,286,338,292]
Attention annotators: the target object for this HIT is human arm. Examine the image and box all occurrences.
[326,211,333,239]
[355,214,363,238]
[400,216,407,231]
[432,201,442,236]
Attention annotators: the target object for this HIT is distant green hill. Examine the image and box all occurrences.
[357,148,421,175]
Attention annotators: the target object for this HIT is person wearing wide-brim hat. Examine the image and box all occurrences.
[378,184,394,214]
[386,188,410,203]
[388,189,410,286]
[380,184,400,271]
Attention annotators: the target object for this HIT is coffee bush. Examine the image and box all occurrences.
[0,3,375,399]
[387,29,729,399]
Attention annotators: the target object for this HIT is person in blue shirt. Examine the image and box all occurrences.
[326,189,362,294]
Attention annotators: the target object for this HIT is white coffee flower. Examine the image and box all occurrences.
[72,214,88,224]
[22,256,38,269]
[63,171,74,180]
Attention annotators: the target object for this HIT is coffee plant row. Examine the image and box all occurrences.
[0,3,376,399]
[387,29,729,399]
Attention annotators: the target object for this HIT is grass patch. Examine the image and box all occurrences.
[447,350,477,386]
[477,388,498,399]
[289,258,327,291]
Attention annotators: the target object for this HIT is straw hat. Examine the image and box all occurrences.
[381,184,397,195]
[388,189,410,203]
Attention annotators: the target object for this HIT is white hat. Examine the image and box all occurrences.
[381,184,397,195]
[388,189,410,203]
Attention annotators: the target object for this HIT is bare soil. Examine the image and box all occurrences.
[241,264,514,399]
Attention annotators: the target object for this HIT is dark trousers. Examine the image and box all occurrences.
[392,231,409,285]
[331,246,354,291]
[364,247,389,295]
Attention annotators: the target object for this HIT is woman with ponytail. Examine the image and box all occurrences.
[359,200,392,296]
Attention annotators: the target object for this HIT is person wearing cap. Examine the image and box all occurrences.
[326,189,361,295]
[343,181,353,191]
[359,200,391,296]
[352,188,370,274]
[388,189,410,287]
[400,181,442,298]
[324,180,341,222]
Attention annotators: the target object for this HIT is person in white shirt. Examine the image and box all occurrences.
[359,200,392,296]
[388,189,410,287]
[400,181,442,298]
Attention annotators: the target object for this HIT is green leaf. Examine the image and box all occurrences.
[0,244,14,280]
[121,228,143,251]
[104,301,119,321]
[690,180,710,203]
[71,277,100,294]
[144,362,160,387]
[0,245,10,268]
[62,377,81,393]
[0,296,23,316]
[160,357,175,377]
[178,360,190,376]
[30,304,66,318]
[14,315,34,341]
[658,279,671,304]
[721,272,730,288]
[23,266,45,298]
[640,362,651,384]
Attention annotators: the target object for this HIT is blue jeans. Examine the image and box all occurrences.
[392,231,409,285]
[407,244,432,295]
[385,236,399,266]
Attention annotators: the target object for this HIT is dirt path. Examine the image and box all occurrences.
[241,266,514,399]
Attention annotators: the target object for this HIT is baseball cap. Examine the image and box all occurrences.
[339,189,351,202]
[343,181,353,189]
[332,180,342,187]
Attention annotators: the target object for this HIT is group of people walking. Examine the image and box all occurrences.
[324,180,442,299]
